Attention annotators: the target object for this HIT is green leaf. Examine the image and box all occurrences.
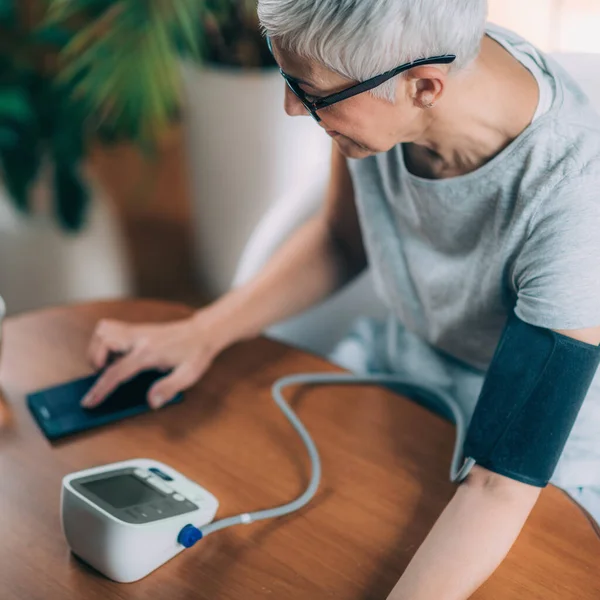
[44,0,114,25]
[171,0,202,58]
[51,105,85,163]
[0,89,34,124]
[0,0,15,25]
[60,22,101,60]
[72,76,111,117]
[52,163,89,231]
[33,25,76,48]
[0,142,42,212]
[52,0,203,148]
[0,127,18,146]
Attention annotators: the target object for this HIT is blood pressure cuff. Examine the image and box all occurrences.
[463,312,600,487]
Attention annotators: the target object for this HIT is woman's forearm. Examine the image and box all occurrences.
[203,215,364,352]
[387,467,541,600]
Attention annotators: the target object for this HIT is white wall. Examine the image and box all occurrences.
[488,0,600,53]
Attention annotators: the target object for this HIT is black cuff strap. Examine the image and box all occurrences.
[463,312,600,487]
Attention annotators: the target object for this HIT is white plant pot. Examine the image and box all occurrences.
[0,175,133,316]
[182,63,332,299]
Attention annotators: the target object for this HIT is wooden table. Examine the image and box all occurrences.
[1,300,599,600]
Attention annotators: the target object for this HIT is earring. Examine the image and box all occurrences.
[424,101,436,109]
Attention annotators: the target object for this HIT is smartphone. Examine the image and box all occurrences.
[27,370,184,441]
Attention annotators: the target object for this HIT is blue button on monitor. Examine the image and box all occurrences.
[178,524,203,548]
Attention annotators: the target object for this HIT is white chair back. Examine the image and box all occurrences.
[551,53,600,112]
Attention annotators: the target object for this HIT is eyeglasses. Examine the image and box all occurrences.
[266,36,456,123]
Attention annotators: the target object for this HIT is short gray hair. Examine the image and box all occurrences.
[258,0,488,101]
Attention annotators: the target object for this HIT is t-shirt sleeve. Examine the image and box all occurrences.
[513,167,600,331]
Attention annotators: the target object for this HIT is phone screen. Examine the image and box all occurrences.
[26,370,183,440]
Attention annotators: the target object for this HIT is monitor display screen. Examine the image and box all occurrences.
[83,474,161,509]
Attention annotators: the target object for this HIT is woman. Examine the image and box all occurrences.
[81,1,600,597]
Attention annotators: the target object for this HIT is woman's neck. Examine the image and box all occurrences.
[405,35,541,179]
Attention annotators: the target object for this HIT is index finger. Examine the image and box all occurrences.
[88,320,133,370]
[80,353,147,409]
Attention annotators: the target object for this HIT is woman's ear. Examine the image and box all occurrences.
[407,66,446,109]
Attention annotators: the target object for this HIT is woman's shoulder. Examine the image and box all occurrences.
[486,21,600,134]
[520,78,600,198]
[526,106,600,189]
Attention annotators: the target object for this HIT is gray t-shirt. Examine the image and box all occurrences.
[347,23,600,372]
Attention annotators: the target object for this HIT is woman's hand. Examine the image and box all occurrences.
[81,312,222,410]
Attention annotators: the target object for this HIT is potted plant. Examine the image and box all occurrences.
[0,0,330,311]
[182,0,332,298]
[0,0,203,312]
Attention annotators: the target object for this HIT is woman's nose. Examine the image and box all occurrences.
[284,86,309,117]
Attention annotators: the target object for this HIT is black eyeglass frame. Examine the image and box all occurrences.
[266,36,457,122]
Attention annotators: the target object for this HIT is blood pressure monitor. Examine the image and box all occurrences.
[59,370,486,584]
[61,458,218,582]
